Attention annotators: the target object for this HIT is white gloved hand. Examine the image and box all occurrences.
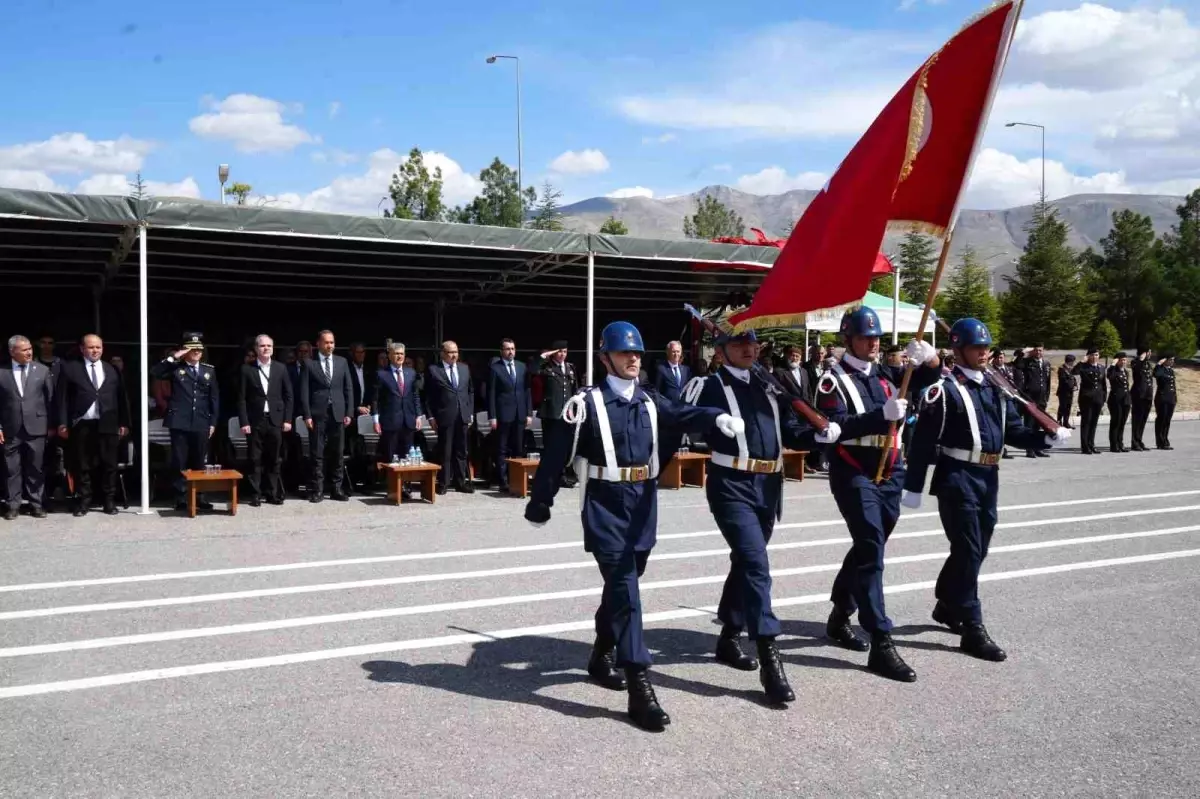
[900,490,923,510]
[715,413,745,439]
[814,421,842,445]
[905,339,937,365]
[883,396,909,422]
[1046,427,1072,448]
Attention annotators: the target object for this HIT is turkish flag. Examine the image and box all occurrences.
[730,0,1022,331]
[873,253,895,275]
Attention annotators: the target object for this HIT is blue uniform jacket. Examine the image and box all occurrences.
[530,382,721,553]
[904,368,1046,497]
[150,358,219,433]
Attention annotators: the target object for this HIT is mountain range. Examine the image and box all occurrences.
[560,187,1188,287]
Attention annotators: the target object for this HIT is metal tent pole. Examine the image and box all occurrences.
[138,224,152,515]
[585,251,595,385]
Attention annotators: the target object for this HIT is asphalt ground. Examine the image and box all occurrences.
[2,425,1198,798]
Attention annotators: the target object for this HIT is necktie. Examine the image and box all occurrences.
[191,365,199,381]
[323,357,331,383]
[396,368,404,396]
[450,366,458,389]
[672,365,679,384]
[16,364,25,396]
[507,361,515,385]
[90,361,99,389]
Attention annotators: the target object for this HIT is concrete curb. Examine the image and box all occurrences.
[1093,411,1198,425]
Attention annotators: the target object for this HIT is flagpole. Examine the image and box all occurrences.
[873,0,1025,484]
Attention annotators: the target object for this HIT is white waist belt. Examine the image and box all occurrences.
[586,464,652,482]
[710,452,782,474]
[941,447,1002,466]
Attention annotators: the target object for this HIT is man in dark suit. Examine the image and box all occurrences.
[425,339,474,494]
[653,340,691,401]
[372,342,424,472]
[238,334,294,507]
[56,334,130,516]
[538,341,578,488]
[344,341,374,491]
[299,329,354,502]
[487,338,532,493]
[1016,344,1052,458]
[773,345,811,401]
[1,335,54,519]
[151,333,220,512]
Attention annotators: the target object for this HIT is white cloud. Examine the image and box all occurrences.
[549,148,610,175]
[735,166,828,195]
[897,0,947,11]
[188,94,316,153]
[0,169,65,192]
[640,132,678,145]
[606,186,654,199]
[1096,74,1200,183]
[75,174,201,198]
[328,101,342,119]
[0,133,153,174]
[310,149,359,166]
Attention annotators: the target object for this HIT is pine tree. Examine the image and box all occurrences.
[1093,210,1161,348]
[1000,206,1094,347]
[529,182,565,231]
[683,195,744,239]
[384,147,446,221]
[897,229,938,304]
[1159,188,1200,335]
[1151,305,1198,358]
[127,172,150,201]
[599,215,628,235]
[451,158,536,228]
[1090,319,1122,358]
[941,246,1003,341]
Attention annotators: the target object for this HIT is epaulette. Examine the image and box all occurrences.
[816,373,838,394]
[922,381,945,408]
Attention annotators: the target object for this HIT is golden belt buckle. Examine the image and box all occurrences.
[627,466,648,481]
[980,453,1000,466]
[753,460,774,474]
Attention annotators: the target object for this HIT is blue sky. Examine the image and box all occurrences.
[3,0,1198,213]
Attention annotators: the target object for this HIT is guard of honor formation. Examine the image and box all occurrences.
[526,308,1078,731]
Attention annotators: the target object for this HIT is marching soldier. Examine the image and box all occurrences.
[524,322,741,731]
[1130,348,1155,451]
[689,328,841,704]
[1106,352,1131,453]
[817,307,941,682]
[904,318,1070,661]
[1056,354,1077,429]
[1154,355,1177,451]
[150,333,219,512]
[1016,344,1051,458]
[538,340,578,487]
[1073,349,1106,455]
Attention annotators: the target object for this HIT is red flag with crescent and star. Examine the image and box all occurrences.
[729,0,1023,332]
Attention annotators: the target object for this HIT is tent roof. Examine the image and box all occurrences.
[861,290,926,312]
[0,188,781,313]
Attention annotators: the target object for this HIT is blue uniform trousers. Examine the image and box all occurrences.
[708,466,783,640]
[593,549,652,668]
[169,429,208,502]
[828,462,903,634]
[933,462,999,625]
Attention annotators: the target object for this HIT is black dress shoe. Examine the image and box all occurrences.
[309,494,324,503]
[197,500,215,511]
[457,482,475,494]
[436,484,448,496]
[625,669,669,731]
[73,508,89,518]
[931,601,964,634]
[825,608,869,651]
[268,497,285,505]
[586,643,627,691]
[249,497,262,508]
[1026,451,1038,459]
[715,632,759,671]
[1001,451,1014,460]
[867,633,917,682]
[3,508,17,521]
[103,504,119,516]
[757,638,795,704]
[30,507,47,519]
[330,491,350,502]
[1035,450,1050,458]
[960,623,1007,662]
[174,502,189,512]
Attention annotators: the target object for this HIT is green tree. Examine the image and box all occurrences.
[683,195,744,239]
[941,246,1003,341]
[1159,188,1200,334]
[897,229,938,304]
[599,215,628,235]
[451,158,536,228]
[529,182,565,231]
[1090,319,1123,358]
[1150,305,1198,358]
[384,147,445,221]
[1092,210,1161,348]
[1000,207,1094,347]
[127,172,150,201]
[224,182,253,205]
[869,273,896,300]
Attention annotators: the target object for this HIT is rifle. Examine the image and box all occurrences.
[683,304,830,432]
[985,366,1061,435]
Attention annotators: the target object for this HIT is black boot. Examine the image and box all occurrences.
[825,608,869,652]
[867,632,917,682]
[960,623,1007,662]
[931,601,963,634]
[756,638,795,704]
[715,629,758,671]
[586,643,627,691]
[625,669,670,731]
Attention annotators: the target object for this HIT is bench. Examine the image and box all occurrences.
[659,451,710,490]
[182,469,243,517]
[506,457,540,498]
[781,449,809,482]
[377,462,442,504]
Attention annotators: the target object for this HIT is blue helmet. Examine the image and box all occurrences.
[716,328,758,346]
[840,306,882,338]
[600,321,645,354]
[949,318,993,348]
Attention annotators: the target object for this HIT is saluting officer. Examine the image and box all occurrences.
[689,328,841,704]
[1056,354,1077,429]
[904,319,1070,660]
[1130,348,1155,451]
[1154,355,1177,451]
[151,333,219,512]
[538,340,578,487]
[991,349,1016,459]
[524,322,740,732]
[1016,344,1051,458]
[1073,349,1106,455]
[1106,352,1132,453]
[817,306,940,682]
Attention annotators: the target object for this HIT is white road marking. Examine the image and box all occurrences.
[3,524,1196,658]
[2,546,1197,699]
[2,490,1195,593]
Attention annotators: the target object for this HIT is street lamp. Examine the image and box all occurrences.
[218,164,230,206]
[486,54,523,198]
[1004,121,1045,214]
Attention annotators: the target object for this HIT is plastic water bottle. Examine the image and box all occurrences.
[411,446,421,464]
[391,453,400,466]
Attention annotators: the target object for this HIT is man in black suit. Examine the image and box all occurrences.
[487,338,532,493]
[238,334,294,507]
[538,341,578,488]
[299,329,354,502]
[653,340,691,401]
[773,345,811,400]
[56,334,130,516]
[1,335,55,519]
[372,342,424,472]
[425,340,474,494]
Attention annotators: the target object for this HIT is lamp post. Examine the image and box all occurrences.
[1004,121,1045,215]
[218,164,230,206]
[486,54,523,197]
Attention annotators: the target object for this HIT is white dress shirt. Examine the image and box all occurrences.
[83,358,104,420]
[12,362,27,398]
[353,363,365,397]
[256,358,272,412]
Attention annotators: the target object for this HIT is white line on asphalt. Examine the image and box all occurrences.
[2,546,1197,699]
[3,505,1197,621]
[2,490,1196,594]
[3,524,1197,658]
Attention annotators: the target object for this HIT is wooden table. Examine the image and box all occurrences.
[659,451,710,490]
[506,457,540,498]
[781,449,809,482]
[377,462,442,504]
[181,469,243,518]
